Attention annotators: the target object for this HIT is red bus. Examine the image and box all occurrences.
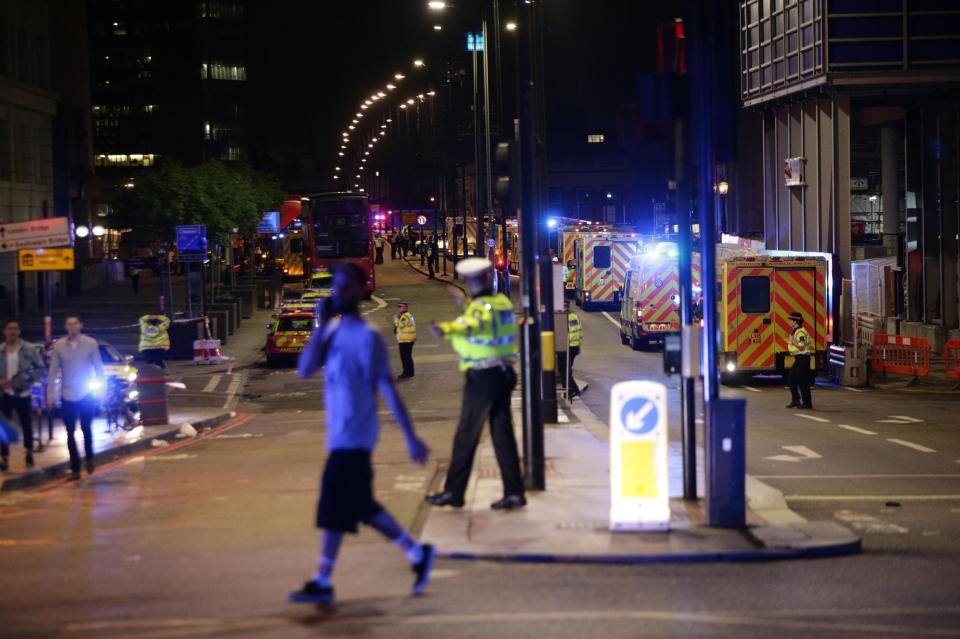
[301,192,376,296]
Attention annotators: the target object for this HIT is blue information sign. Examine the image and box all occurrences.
[176,225,207,253]
[257,211,280,234]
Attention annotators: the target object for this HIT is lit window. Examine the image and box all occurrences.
[143,104,157,113]
[94,154,158,167]
[202,61,247,81]
[587,134,604,144]
[222,146,242,161]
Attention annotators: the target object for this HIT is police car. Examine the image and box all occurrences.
[265,311,318,367]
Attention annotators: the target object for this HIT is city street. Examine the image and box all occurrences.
[0,256,958,638]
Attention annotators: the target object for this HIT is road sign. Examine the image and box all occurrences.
[416,215,427,226]
[609,380,670,531]
[0,217,71,253]
[176,225,207,253]
[257,211,280,234]
[18,247,75,271]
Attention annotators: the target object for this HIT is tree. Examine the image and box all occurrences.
[112,160,284,243]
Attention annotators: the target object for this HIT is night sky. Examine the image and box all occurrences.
[245,1,687,183]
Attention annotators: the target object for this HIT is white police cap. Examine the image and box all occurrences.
[455,257,492,279]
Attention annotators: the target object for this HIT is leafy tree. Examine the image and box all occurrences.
[112,160,284,243]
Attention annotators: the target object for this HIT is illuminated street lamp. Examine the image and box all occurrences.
[394,73,405,80]
[434,24,442,31]
[505,21,517,31]
[75,225,90,238]
[427,1,446,10]
[717,180,729,195]
[413,59,425,67]
[92,224,106,237]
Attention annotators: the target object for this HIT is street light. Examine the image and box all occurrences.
[433,24,442,31]
[395,73,405,80]
[92,224,106,237]
[717,180,729,196]
[413,59,425,67]
[75,225,90,238]
[427,1,446,10]
[505,21,517,31]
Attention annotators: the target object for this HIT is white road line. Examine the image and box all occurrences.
[601,311,621,329]
[222,374,243,409]
[877,419,913,424]
[842,386,864,392]
[782,445,821,459]
[202,374,223,393]
[795,413,830,423]
[752,473,960,480]
[741,385,761,393]
[363,294,388,316]
[837,424,877,436]
[887,438,936,453]
[889,415,923,423]
[786,495,960,502]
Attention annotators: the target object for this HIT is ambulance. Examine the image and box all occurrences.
[619,242,701,349]
[265,310,317,367]
[573,232,641,310]
[719,255,829,381]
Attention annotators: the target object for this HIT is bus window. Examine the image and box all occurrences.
[593,245,611,269]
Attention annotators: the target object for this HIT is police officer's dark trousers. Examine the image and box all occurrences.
[444,366,524,500]
[788,354,812,408]
[398,342,415,377]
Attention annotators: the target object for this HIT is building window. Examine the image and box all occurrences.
[111,21,127,36]
[94,153,158,167]
[587,134,604,144]
[199,2,245,19]
[222,146,242,161]
[201,61,247,81]
[143,104,157,113]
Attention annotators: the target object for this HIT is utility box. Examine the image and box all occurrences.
[706,398,746,528]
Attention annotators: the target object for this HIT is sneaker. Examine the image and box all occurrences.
[25,452,34,468]
[289,580,335,604]
[412,544,435,595]
[490,494,527,511]
[86,459,95,476]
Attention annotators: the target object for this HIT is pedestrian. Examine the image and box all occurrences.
[786,311,813,410]
[393,302,416,379]
[374,235,385,265]
[290,263,434,605]
[139,313,171,369]
[561,300,587,398]
[426,258,526,511]
[129,264,141,295]
[389,230,398,260]
[426,236,437,279]
[0,320,43,471]
[47,313,104,480]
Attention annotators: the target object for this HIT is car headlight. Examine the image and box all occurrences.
[725,362,736,372]
[87,378,104,393]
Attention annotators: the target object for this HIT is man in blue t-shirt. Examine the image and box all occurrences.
[290,263,433,605]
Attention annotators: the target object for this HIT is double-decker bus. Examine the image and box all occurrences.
[301,192,375,296]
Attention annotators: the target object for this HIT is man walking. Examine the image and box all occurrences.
[374,234,385,265]
[393,302,416,379]
[0,320,43,470]
[290,264,434,605]
[426,258,526,511]
[129,263,141,295]
[48,313,104,480]
[389,230,398,260]
[139,313,171,369]
[786,311,813,410]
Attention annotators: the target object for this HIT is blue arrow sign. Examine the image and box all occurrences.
[176,225,207,253]
[620,396,659,435]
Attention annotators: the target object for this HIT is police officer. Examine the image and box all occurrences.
[786,311,813,409]
[426,258,526,511]
[139,313,171,369]
[393,302,416,379]
[563,300,587,398]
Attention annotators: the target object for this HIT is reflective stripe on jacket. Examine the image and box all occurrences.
[788,326,811,356]
[439,293,518,371]
[139,315,171,351]
[394,312,417,343]
[568,312,583,348]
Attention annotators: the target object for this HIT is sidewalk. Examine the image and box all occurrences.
[421,400,861,563]
[0,408,233,491]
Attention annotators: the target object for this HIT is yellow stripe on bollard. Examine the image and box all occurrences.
[541,331,555,372]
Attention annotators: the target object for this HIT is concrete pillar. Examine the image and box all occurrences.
[880,125,899,257]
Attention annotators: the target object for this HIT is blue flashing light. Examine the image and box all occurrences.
[278,233,285,239]
[546,218,558,229]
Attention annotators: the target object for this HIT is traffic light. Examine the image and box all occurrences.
[495,141,519,214]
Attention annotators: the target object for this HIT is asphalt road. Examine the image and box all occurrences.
[0,256,958,638]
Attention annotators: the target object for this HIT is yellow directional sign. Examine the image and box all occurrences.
[18,248,75,271]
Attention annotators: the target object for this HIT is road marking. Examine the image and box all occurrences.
[889,415,923,423]
[601,311,621,329]
[887,438,936,453]
[202,374,222,393]
[834,509,909,534]
[842,386,864,392]
[741,385,761,393]
[222,374,243,409]
[753,473,960,480]
[787,495,960,501]
[837,424,877,436]
[765,445,821,463]
[795,413,829,423]
[364,294,388,316]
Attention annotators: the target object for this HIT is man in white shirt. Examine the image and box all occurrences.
[289,263,434,605]
[47,313,104,480]
[0,320,43,471]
